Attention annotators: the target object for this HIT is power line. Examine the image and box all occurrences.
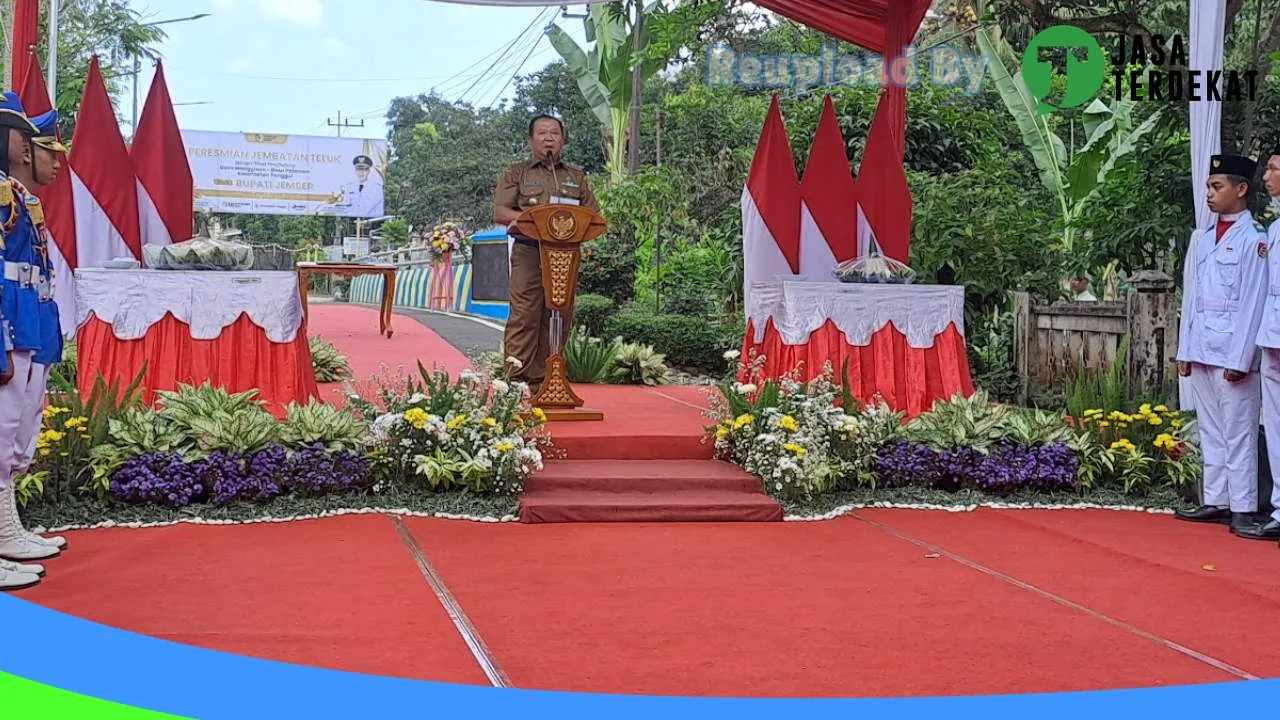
[454,7,554,103]
[327,111,366,137]
[486,32,548,107]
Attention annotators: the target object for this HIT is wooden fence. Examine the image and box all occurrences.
[1012,270,1179,400]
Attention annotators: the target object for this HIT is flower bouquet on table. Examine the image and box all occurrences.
[428,221,470,263]
[833,248,915,284]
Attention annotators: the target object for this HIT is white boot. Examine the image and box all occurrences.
[0,566,40,591]
[0,484,65,550]
[0,484,60,562]
[0,557,44,576]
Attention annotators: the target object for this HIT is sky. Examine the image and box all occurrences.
[126,0,592,141]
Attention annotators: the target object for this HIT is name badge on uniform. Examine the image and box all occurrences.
[550,196,580,206]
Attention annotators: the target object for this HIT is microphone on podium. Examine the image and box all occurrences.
[547,149,560,198]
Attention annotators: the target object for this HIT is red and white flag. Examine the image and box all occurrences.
[742,94,800,310]
[19,53,79,339]
[10,0,39,88]
[131,61,193,248]
[69,57,141,268]
[799,95,859,280]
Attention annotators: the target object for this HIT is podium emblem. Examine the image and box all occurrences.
[549,210,577,241]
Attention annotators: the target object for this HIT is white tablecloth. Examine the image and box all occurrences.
[747,281,966,348]
[75,269,304,343]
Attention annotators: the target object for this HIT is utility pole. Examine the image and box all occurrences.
[47,0,59,100]
[327,111,364,138]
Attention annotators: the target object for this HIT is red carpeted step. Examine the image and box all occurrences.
[525,460,764,494]
[519,488,783,523]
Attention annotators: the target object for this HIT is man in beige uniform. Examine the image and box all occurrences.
[494,115,600,390]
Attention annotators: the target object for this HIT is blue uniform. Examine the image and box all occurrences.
[0,179,8,378]
[0,176,53,363]
[17,188,62,366]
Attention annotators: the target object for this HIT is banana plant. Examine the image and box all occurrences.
[546,0,666,183]
[973,0,1161,268]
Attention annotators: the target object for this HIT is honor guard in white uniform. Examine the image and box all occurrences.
[1174,153,1270,535]
[0,91,56,591]
[1239,147,1280,543]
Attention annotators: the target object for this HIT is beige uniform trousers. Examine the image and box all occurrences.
[503,240,574,387]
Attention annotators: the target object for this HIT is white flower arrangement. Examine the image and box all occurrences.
[706,355,907,501]
[350,363,550,494]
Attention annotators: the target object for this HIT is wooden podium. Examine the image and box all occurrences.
[514,203,607,422]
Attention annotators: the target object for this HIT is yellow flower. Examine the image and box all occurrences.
[1148,416,1163,426]
[483,418,497,428]
[1154,405,1169,413]
[782,442,807,459]
[38,449,50,457]
[495,441,514,453]
[733,413,754,430]
[42,430,65,443]
[1154,434,1176,451]
[1171,419,1183,429]
[1110,439,1136,452]
[777,415,798,432]
[1139,403,1152,415]
[63,416,87,430]
[1098,421,1110,428]
[403,408,429,430]
[532,408,547,422]
[447,415,468,430]
[715,426,730,440]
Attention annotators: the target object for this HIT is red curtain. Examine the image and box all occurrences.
[742,319,975,419]
[77,313,320,418]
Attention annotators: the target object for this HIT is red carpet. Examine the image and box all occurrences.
[306,303,472,405]
[519,460,782,523]
[859,508,1280,677]
[26,509,1276,697]
[404,514,1237,697]
[20,516,488,685]
[540,385,716,461]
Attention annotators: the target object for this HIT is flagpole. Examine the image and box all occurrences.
[46,0,59,100]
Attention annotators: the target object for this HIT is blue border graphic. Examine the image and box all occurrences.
[0,593,1273,719]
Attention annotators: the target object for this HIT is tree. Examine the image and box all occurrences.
[548,0,720,182]
[0,0,166,137]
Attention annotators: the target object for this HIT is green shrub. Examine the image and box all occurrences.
[573,294,616,337]
[604,308,728,372]
[579,235,637,305]
[607,343,669,385]
[564,328,619,383]
[310,336,353,383]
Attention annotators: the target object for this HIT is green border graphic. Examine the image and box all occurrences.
[0,672,190,719]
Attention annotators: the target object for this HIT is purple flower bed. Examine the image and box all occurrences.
[279,444,372,498]
[874,440,1079,494]
[109,444,374,508]
[200,450,283,506]
[111,453,207,508]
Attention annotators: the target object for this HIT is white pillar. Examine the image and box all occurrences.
[46,0,59,100]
